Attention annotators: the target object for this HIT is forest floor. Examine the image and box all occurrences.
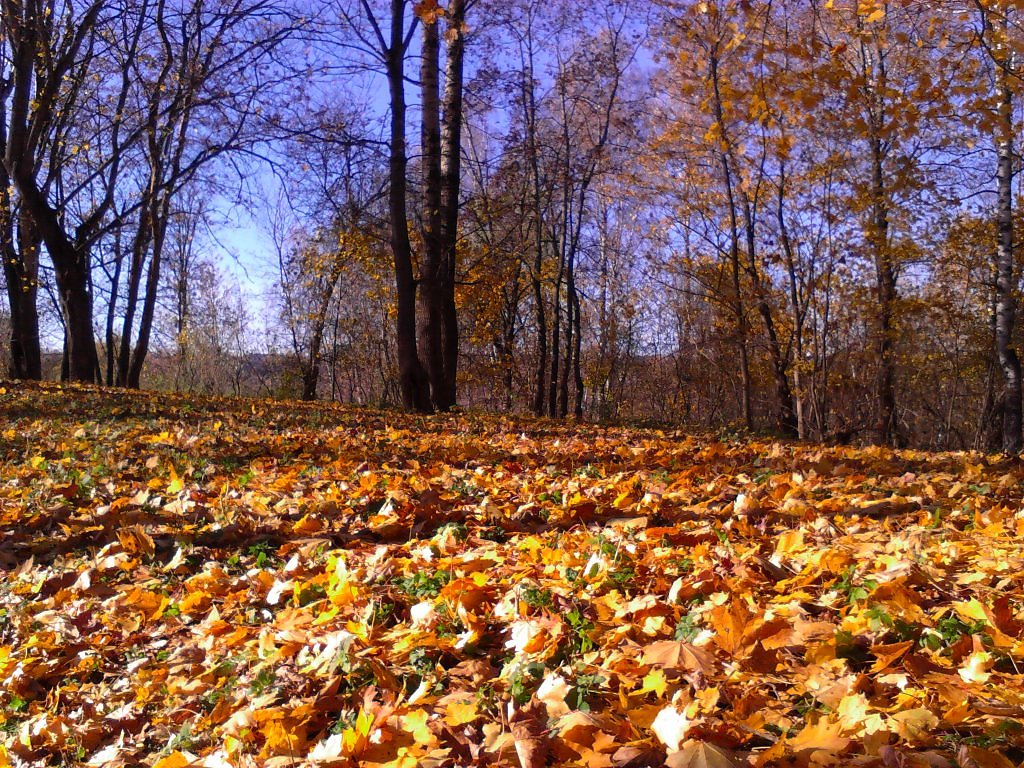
[1,381,1023,767]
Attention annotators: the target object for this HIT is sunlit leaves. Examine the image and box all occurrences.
[3,381,1024,764]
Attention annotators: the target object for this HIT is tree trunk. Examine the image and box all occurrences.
[571,270,584,419]
[517,38,548,417]
[126,200,166,388]
[548,229,563,417]
[418,11,446,410]
[0,86,42,380]
[708,52,752,431]
[105,227,125,386]
[2,0,102,383]
[856,31,899,447]
[531,252,547,416]
[301,357,321,401]
[55,248,100,383]
[388,0,431,412]
[558,279,571,418]
[778,160,807,439]
[1,204,42,380]
[995,71,1021,453]
[20,194,102,384]
[438,0,467,410]
[741,193,796,437]
[116,209,151,386]
[870,131,898,445]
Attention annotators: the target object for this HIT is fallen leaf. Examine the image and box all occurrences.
[651,704,693,753]
[510,699,549,768]
[787,716,850,756]
[665,739,738,768]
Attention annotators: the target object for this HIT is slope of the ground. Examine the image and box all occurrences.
[1,381,1023,768]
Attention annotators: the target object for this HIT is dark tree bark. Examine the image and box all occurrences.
[125,195,167,388]
[777,159,811,440]
[0,195,42,380]
[869,132,898,446]
[742,194,797,438]
[0,69,41,380]
[548,227,563,417]
[418,9,446,409]
[418,0,468,412]
[438,0,467,410]
[516,29,547,417]
[116,206,152,387]
[384,0,431,412]
[571,263,584,419]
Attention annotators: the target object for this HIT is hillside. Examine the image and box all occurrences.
[1,382,1022,767]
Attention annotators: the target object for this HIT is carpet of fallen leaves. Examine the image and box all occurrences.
[2,382,1024,768]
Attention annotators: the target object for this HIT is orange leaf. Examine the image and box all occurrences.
[787,716,850,755]
[443,697,479,727]
[152,753,192,768]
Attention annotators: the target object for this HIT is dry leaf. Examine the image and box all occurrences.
[665,740,738,768]
[651,704,693,753]
[510,699,549,768]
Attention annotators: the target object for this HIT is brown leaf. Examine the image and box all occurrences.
[641,641,717,675]
[116,525,155,557]
[611,744,667,768]
[665,740,738,768]
[509,698,549,768]
[956,745,1015,768]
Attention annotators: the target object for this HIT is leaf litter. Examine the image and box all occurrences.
[1,381,1024,766]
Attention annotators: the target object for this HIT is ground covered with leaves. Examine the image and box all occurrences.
[2,383,1024,767]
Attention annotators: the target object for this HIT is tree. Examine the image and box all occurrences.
[334,0,472,412]
[2,0,107,382]
[1,0,295,386]
[417,0,470,411]
[107,0,297,389]
[966,0,1024,453]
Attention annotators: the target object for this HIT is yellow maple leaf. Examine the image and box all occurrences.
[787,716,850,755]
[953,599,988,624]
[640,668,668,698]
[835,693,868,733]
[292,514,325,534]
[341,709,375,756]
[444,697,479,727]
[260,717,306,757]
[400,708,436,746]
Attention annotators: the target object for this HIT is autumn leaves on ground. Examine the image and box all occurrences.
[2,382,1024,768]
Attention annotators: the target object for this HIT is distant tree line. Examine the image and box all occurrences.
[3,0,1024,452]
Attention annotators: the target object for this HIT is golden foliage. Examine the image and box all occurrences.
[2,382,1024,765]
